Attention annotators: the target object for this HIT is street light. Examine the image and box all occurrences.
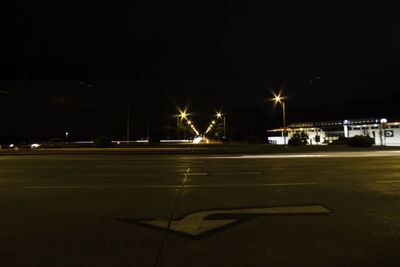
[272,92,287,145]
[215,111,226,138]
[179,109,188,121]
[180,112,187,120]
[176,108,190,139]
[65,131,69,146]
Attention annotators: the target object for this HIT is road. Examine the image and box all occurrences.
[1,151,400,266]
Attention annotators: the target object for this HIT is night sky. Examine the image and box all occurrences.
[5,1,400,140]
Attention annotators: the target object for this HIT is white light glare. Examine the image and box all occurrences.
[193,136,203,144]
[30,143,40,149]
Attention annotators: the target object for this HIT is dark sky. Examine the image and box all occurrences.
[4,1,400,138]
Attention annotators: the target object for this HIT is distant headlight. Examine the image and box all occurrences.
[193,136,203,144]
[30,143,40,149]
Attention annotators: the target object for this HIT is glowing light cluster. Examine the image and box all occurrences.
[177,107,200,136]
[204,110,225,135]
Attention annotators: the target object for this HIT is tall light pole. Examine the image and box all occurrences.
[65,131,69,146]
[176,116,180,140]
[176,109,188,140]
[273,93,287,145]
[216,112,226,138]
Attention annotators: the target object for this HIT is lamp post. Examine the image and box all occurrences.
[176,116,180,140]
[216,112,226,138]
[273,93,287,145]
[65,131,69,146]
[176,109,188,140]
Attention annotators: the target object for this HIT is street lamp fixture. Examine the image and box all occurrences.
[176,107,191,139]
[215,111,226,138]
[272,92,287,145]
[273,93,283,104]
[65,131,69,145]
[179,111,188,120]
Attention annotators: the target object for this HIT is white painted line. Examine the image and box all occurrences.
[272,165,289,167]
[200,151,400,160]
[375,180,400,184]
[188,172,209,176]
[261,182,318,187]
[213,171,263,175]
[25,185,183,189]
[185,182,318,188]
[208,155,325,159]
[25,182,317,190]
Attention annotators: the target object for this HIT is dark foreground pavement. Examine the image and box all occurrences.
[1,151,400,266]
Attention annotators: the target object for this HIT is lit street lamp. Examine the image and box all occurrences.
[272,92,287,145]
[180,110,188,121]
[216,111,226,138]
[176,108,190,139]
[65,131,69,146]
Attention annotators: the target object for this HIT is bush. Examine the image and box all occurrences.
[94,136,112,148]
[288,136,302,146]
[329,136,348,145]
[288,131,309,146]
[348,135,374,147]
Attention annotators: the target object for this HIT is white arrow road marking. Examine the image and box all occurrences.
[121,205,331,238]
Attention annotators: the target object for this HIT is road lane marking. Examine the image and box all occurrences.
[183,183,318,188]
[375,180,400,183]
[213,171,264,175]
[25,182,317,190]
[25,185,183,189]
[199,151,400,159]
[119,204,331,239]
[187,172,209,176]
[186,182,318,188]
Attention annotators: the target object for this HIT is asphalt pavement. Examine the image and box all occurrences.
[1,151,400,266]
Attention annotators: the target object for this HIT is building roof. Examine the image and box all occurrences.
[267,127,322,132]
[268,118,399,133]
[288,118,392,128]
